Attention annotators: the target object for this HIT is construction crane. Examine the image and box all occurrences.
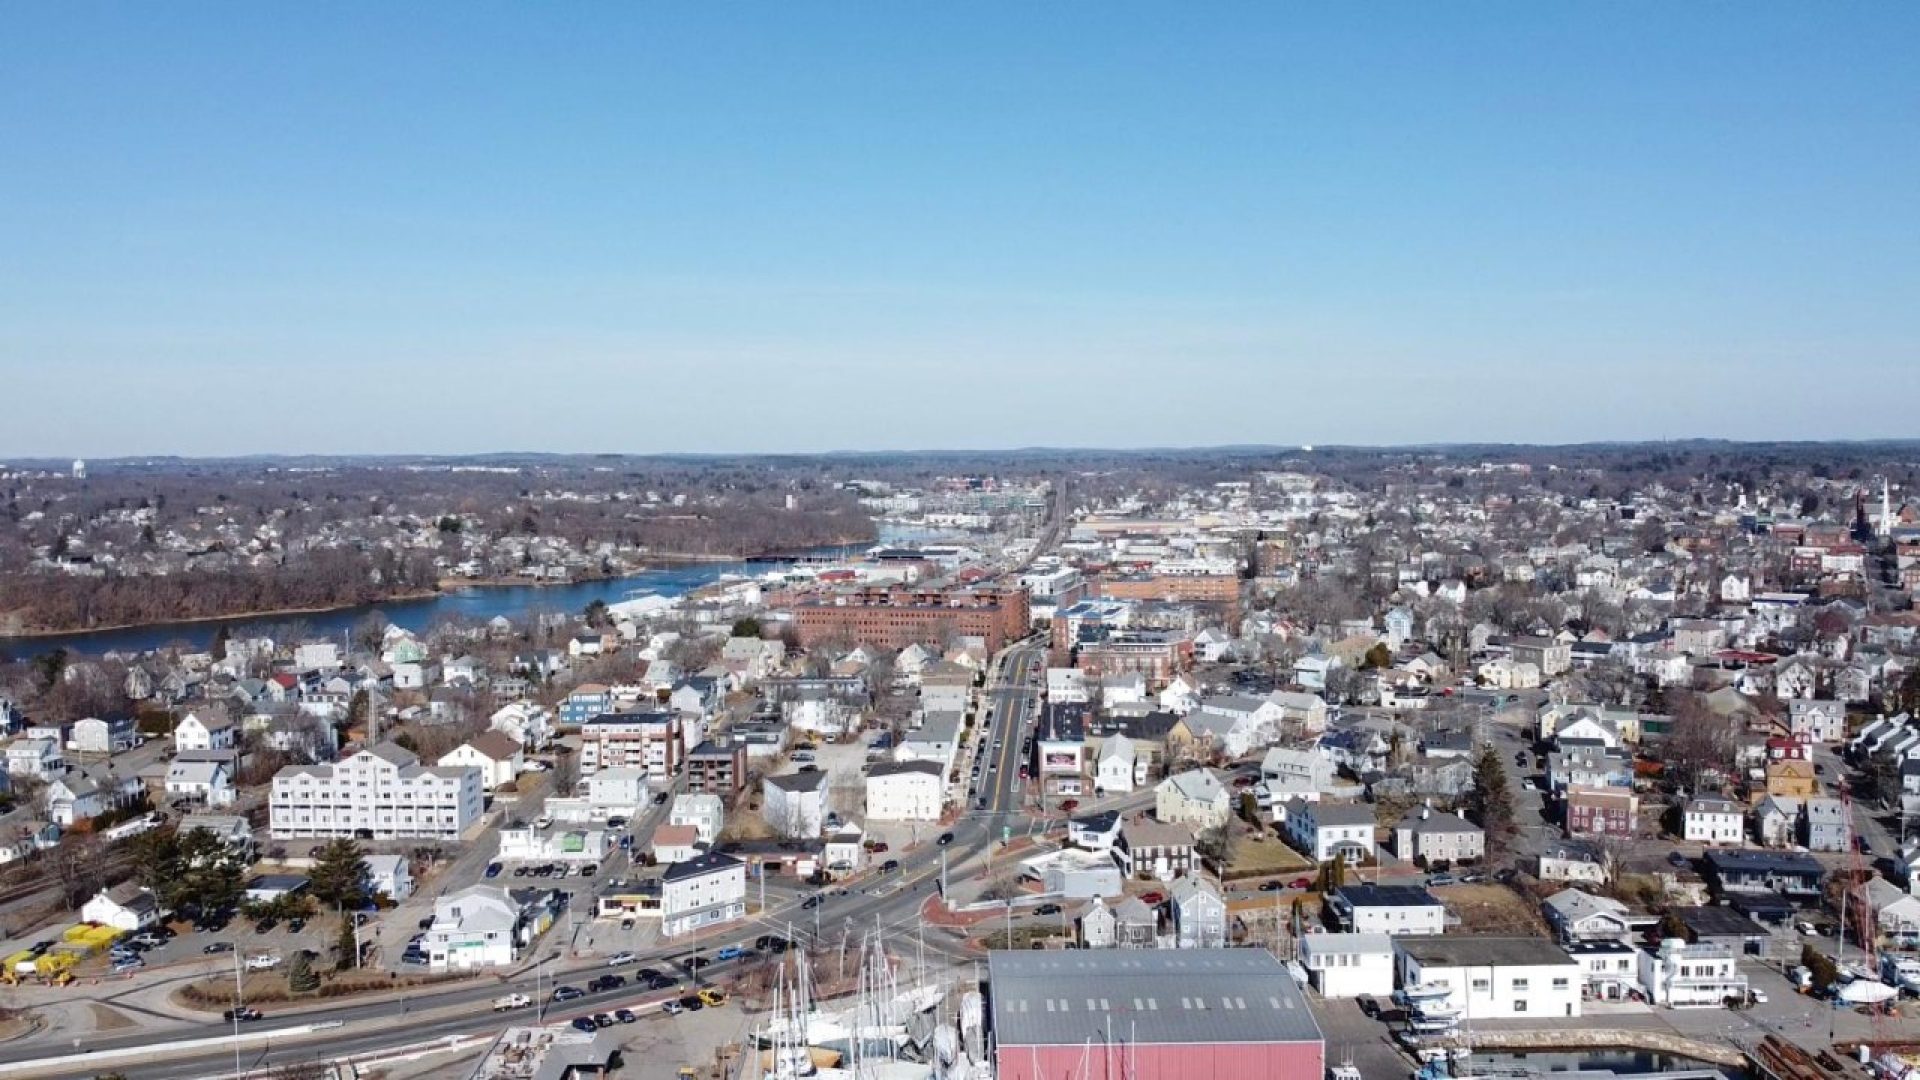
[1835,780,1896,1063]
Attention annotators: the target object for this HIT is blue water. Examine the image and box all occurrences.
[0,524,969,660]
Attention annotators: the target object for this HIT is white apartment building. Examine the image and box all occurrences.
[578,711,682,780]
[426,886,529,970]
[269,743,483,840]
[763,771,830,839]
[1637,938,1748,1008]
[661,851,747,939]
[1682,797,1745,846]
[669,793,726,844]
[1282,799,1377,863]
[585,768,651,812]
[1395,936,1582,1020]
[864,761,945,822]
[173,711,236,753]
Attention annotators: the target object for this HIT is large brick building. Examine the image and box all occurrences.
[1093,571,1242,622]
[793,585,1029,652]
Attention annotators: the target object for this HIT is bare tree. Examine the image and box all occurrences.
[1663,692,1737,791]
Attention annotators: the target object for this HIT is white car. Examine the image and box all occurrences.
[1750,989,1769,1004]
[607,951,636,966]
[1520,779,1536,791]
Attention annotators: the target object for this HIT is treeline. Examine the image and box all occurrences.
[0,548,439,635]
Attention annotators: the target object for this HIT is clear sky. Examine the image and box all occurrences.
[2,4,1915,457]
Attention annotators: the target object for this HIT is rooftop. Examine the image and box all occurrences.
[1335,884,1440,909]
[1395,935,1575,968]
[988,949,1322,1048]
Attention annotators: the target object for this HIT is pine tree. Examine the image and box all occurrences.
[308,839,371,909]
[287,949,319,992]
[1469,745,1517,861]
[334,917,357,973]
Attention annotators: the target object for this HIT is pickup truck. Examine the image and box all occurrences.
[492,993,532,1011]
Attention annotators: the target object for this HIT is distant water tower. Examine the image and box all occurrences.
[71,459,86,480]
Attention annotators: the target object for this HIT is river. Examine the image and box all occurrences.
[0,526,969,660]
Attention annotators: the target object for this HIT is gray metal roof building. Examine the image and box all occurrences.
[987,948,1323,1048]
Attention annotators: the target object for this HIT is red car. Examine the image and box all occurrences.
[1138,891,1165,905]
[865,841,889,853]
[1289,877,1314,890]
[1058,799,1079,812]
[1232,775,1256,787]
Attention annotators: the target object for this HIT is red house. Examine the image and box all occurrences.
[1564,785,1637,838]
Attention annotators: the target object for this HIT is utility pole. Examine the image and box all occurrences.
[232,944,244,1078]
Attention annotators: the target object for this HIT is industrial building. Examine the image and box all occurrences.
[987,949,1324,1080]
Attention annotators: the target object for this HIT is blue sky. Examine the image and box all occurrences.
[2,4,1915,457]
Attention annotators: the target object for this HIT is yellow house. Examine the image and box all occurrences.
[1765,759,1819,798]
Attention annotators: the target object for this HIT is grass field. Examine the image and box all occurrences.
[1429,882,1549,935]
[1223,833,1315,880]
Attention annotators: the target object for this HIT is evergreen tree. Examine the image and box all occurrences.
[1469,745,1517,861]
[287,949,319,992]
[334,916,358,973]
[308,839,371,909]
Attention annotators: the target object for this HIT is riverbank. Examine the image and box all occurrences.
[1,532,881,646]
[0,531,908,660]
[0,589,445,643]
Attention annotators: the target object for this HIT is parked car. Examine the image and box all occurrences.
[204,942,235,955]
[1138,891,1164,905]
[1058,799,1079,812]
[1035,904,1062,917]
[1358,995,1379,1018]
[1427,873,1456,887]
[223,1007,263,1022]
[245,954,282,971]
[661,1000,684,1015]
[286,918,305,933]
[614,1007,638,1024]
[607,951,636,966]
[593,1012,615,1028]
[679,994,705,1012]
[485,862,503,878]
[253,918,278,934]
[570,1017,598,1034]
[697,988,728,1007]
[1259,880,1283,892]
